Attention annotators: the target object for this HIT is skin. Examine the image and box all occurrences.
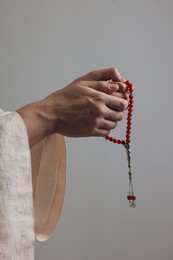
[17,67,129,147]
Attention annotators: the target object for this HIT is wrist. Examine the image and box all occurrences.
[17,100,54,147]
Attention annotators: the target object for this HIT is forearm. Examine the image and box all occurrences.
[17,100,53,147]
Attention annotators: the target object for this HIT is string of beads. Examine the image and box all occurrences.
[104,80,136,207]
[105,80,133,145]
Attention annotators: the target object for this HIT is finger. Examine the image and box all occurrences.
[80,67,125,82]
[105,109,124,122]
[92,120,117,137]
[93,129,111,137]
[100,119,117,130]
[88,80,119,94]
[114,82,128,93]
[112,81,134,93]
[105,95,128,111]
[112,92,128,100]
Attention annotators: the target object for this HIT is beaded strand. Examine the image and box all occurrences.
[105,80,133,145]
[105,80,136,208]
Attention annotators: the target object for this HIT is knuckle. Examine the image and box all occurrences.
[96,93,105,103]
[90,70,99,78]
[80,80,87,86]
[91,126,98,136]
[97,81,104,91]
[89,97,104,113]
[86,97,105,116]
[94,105,105,117]
[93,117,100,127]
[111,67,118,73]
[97,81,113,94]
[106,130,111,136]
[111,121,117,129]
[106,81,117,90]
[75,80,85,87]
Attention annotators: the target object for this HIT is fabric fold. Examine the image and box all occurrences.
[0,109,66,259]
[0,111,35,259]
[31,133,66,241]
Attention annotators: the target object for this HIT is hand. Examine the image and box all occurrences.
[44,68,128,137]
[17,68,129,147]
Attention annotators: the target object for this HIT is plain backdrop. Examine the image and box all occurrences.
[0,1,173,260]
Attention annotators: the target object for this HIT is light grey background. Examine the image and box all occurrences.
[0,0,173,259]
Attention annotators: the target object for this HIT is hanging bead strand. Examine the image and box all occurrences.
[104,80,136,207]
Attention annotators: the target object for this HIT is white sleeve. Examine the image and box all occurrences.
[0,110,35,259]
[0,108,66,259]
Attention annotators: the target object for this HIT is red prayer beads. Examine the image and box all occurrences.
[127,195,136,201]
[105,80,134,145]
[105,80,136,208]
[127,194,136,208]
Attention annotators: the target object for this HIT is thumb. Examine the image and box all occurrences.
[89,81,119,94]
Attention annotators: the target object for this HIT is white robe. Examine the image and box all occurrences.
[0,110,66,259]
